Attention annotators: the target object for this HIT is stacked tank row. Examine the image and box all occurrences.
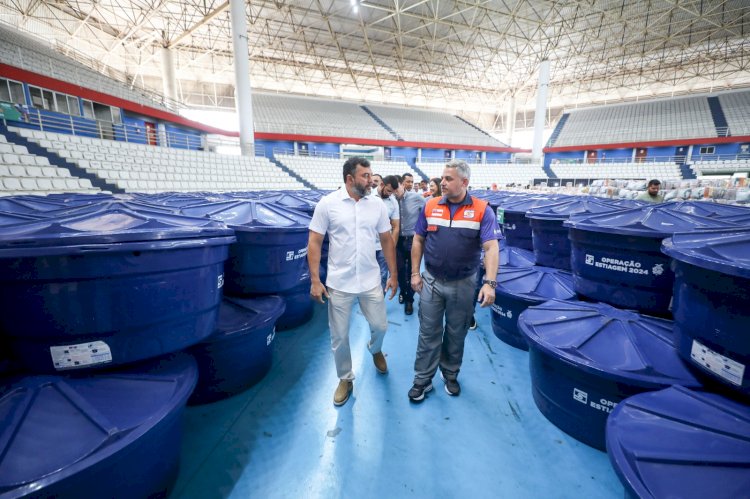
[0,190,327,498]
[473,190,750,498]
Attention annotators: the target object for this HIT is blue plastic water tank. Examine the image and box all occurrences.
[518,299,702,450]
[0,353,197,498]
[499,245,536,268]
[496,196,570,250]
[0,208,235,373]
[189,296,285,405]
[527,197,633,270]
[0,211,40,226]
[565,204,738,315]
[0,194,112,216]
[258,192,318,215]
[276,270,315,331]
[606,386,750,499]
[182,200,311,295]
[491,266,576,350]
[664,200,750,219]
[662,228,750,396]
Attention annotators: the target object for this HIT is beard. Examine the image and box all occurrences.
[353,182,371,197]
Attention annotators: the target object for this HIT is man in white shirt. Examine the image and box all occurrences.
[308,157,399,406]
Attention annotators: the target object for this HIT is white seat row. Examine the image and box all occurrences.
[1,176,95,192]
[417,162,545,186]
[554,95,718,147]
[0,165,71,177]
[12,128,305,192]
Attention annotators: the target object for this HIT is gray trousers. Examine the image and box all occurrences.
[328,285,388,381]
[414,269,477,384]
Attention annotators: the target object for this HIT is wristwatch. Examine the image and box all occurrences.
[482,279,497,289]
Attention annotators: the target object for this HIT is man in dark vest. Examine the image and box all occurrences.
[408,159,500,402]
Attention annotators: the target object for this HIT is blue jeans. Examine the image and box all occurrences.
[376,250,388,291]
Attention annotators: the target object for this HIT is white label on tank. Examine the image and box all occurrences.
[583,254,649,275]
[267,327,276,346]
[285,247,308,262]
[217,274,224,289]
[490,304,513,319]
[690,339,745,386]
[50,341,113,370]
[573,388,588,404]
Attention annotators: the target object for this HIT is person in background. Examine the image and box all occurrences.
[408,160,500,402]
[375,175,401,291]
[426,177,442,198]
[397,174,427,315]
[371,174,383,190]
[418,179,429,194]
[637,179,664,203]
[402,172,415,192]
[308,157,398,407]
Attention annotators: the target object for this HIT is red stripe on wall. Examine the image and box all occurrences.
[1,63,530,152]
[0,63,237,136]
[544,135,750,153]
[255,132,527,152]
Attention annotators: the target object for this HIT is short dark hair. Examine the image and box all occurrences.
[402,172,413,179]
[648,179,661,187]
[343,156,370,182]
[382,175,400,190]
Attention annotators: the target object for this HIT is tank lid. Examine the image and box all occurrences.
[496,195,572,214]
[496,266,576,301]
[662,227,750,279]
[606,386,750,499]
[665,200,750,219]
[0,211,40,227]
[0,207,234,250]
[499,245,536,268]
[211,296,287,339]
[526,197,631,220]
[0,354,197,494]
[518,299,702,387]
[181,200,311,231]
[564,204,738,237]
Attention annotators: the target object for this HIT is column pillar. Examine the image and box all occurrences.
[506,97,516,145]
[531,60,550,161]
[230,0,254,156]
[161,47,178,106]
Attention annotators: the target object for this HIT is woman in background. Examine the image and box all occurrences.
[427,177,442,198]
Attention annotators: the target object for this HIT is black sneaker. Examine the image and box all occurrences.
[440,372,461,396]
[408,382,433,403]
[469,316,477,330]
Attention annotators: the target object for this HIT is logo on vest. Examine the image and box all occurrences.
[431,208,444,216]
[464,210,474,218]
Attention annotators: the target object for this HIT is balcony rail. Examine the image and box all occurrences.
[4,109,264,156]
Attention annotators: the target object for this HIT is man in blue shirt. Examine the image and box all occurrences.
[397,173,426,314]
[408,160,500,402]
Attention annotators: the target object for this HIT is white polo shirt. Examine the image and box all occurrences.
[310,186,392,293]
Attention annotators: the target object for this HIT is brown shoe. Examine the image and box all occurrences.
[373,351,388,374]
[333,380,353,406]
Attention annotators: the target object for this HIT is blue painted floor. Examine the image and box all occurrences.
[171,295,623,498]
